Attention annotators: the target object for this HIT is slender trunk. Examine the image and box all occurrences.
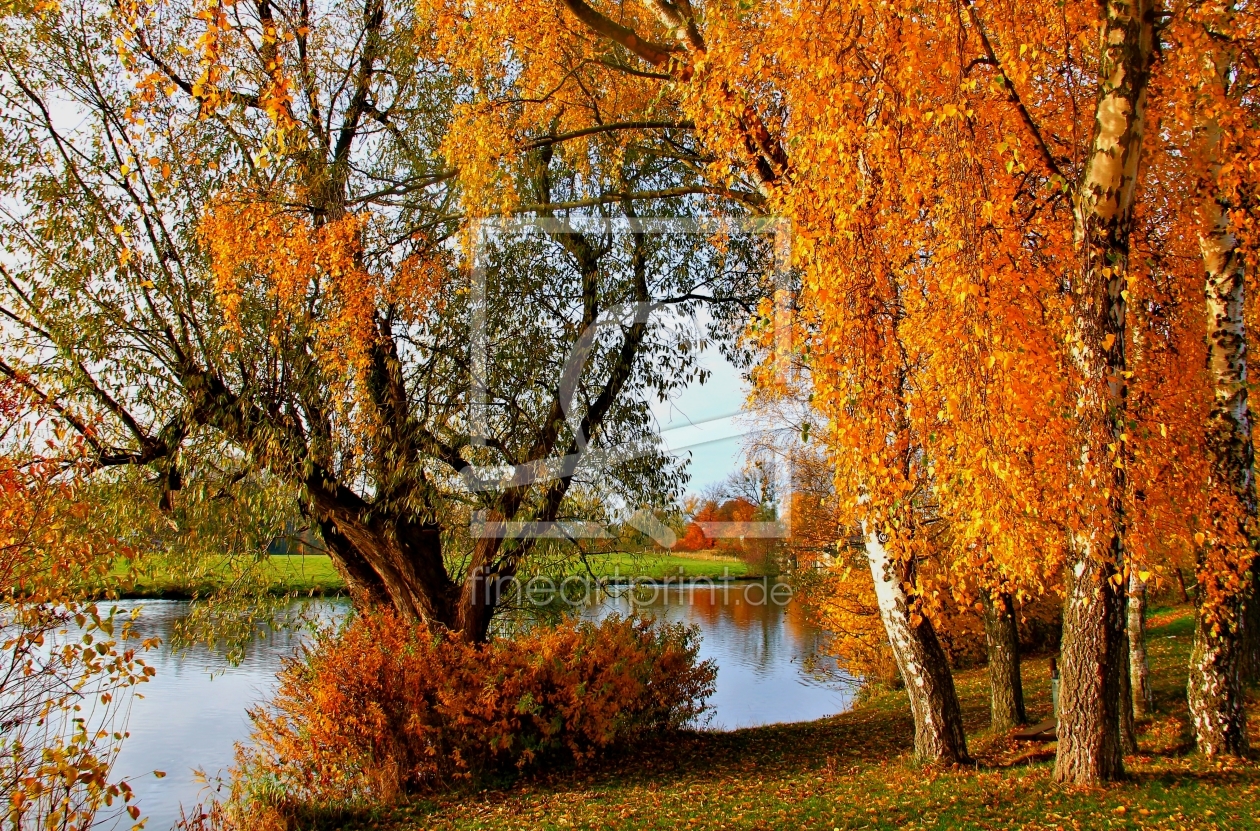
[1245,557,1260,684]
[864,528,971,764]
[1119,626,1138,755]
[981,591,1027,731]
[1176,567,1192,604]
[1056,0,1154,786]
[1187,72,1255,756]
[1129,573,1152,718]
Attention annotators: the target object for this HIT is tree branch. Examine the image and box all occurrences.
[961,0,1068,183]
[518,185,764,212]
[556,0,679,67]
[521,119,695,149]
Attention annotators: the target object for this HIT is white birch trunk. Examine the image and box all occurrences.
[1057,0,1155,785]
[1189,138,1253,754]
[863,523,970,764]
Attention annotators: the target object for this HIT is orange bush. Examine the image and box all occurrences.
[221,612,715,825]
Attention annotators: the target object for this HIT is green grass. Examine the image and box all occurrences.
[107,554,346,599]
[104,551,754,599]
[547,551,753,581]
[335,605,1258,831]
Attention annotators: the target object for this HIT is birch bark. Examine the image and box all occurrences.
[863,524,971,763]
[1056,0,1156,785]
[1188,111,1253,754]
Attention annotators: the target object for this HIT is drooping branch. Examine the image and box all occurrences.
[518,185,765,212]
[521,119,695,149]
[960,0,1068,184]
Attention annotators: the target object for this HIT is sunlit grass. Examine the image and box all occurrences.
[105,554,345,598]
[549,551,753,581]
[102,550,757,599]
[341,605,1259,831]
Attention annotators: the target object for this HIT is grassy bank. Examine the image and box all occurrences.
[547,551,752,581]
[337,606,1257,830]
[105,551,756,599]
[107,554,346,599]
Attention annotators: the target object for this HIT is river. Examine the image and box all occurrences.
[106,582,852,829]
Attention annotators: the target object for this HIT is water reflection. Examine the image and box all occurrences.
[106,587,849,830]
[589,582,852,729]
[108,600,348,831]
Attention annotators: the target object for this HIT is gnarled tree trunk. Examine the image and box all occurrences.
[981,591,1027,731]
[864,528,971,764]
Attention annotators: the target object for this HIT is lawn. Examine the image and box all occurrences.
[104,551,755,599]
[339,605,1258,831]
[106,554,346,599]
[548,551,753,581]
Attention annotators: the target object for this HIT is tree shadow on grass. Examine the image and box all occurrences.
[335,610,1260,830]
[548,705,919,790]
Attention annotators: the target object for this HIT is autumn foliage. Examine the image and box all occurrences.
[198,612,714,828]
[673,497,758,552]
[0,386,156,830]
[4,0,1260,815]
[199,193,446,420]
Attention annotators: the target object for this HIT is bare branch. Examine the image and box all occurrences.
[521,119,695,149]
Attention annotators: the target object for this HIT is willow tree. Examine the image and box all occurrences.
[0,0,768,640]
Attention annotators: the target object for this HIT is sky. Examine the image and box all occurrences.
[648,339,750,495]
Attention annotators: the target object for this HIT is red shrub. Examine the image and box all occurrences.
[223,613,714,824]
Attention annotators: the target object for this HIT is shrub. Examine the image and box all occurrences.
[210,612,714,827]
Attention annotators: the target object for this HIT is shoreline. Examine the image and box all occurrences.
[95,573,777,602]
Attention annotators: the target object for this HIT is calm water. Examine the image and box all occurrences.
[108,585,851,830]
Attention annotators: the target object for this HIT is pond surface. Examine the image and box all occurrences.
[108,583,852,830]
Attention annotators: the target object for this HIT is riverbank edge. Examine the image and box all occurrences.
[338,604,1260,831]
[94,573,778,601]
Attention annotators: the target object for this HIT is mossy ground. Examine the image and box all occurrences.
[336,605,1258,831]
